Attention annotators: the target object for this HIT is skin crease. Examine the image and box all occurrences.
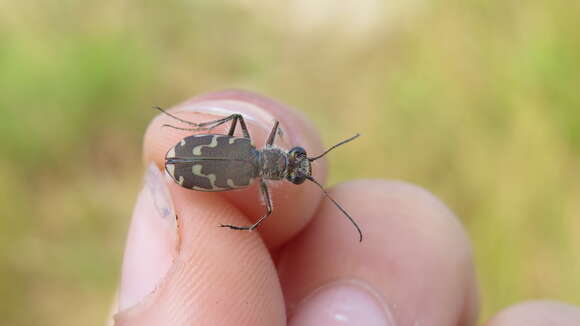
[114,90,580,326]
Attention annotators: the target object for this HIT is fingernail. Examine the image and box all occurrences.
[118,163,178,311]
[174,98,290,147]
[289,281,396,326]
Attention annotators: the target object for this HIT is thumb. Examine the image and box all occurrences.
[114,165,285,325]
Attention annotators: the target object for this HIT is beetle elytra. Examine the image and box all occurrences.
[155,106,363,241]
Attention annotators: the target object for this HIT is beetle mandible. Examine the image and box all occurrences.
[155,106,363,241]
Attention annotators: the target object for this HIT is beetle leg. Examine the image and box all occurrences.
[161,115,235,131]
[194,114,250,139]
[196,113,250,138]
[236,114,250,139]
[154,106,201,126]
[220,179,272,231]
[161,124,212,132]
[160,115,233,133]
[265,121,279,147]
[157,106,251,139]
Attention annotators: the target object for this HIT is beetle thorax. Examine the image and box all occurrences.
[258,147,288,180]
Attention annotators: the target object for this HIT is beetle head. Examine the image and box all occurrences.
[286,146,311,184]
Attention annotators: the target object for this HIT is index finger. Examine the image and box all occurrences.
[143,90,326,248]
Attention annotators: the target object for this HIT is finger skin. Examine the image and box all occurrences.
[277,180,479,326]
[485,301,580,326]
[114,184,286,325]
[143,90,326,248]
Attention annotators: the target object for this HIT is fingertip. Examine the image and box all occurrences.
[278,179,478,326]
[486,301,580,326]
[115,183,286,325]
[289,281,395,326]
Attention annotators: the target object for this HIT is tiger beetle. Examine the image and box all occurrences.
[154,106,363,242]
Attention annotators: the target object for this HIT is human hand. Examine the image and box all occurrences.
[113,90,580,325]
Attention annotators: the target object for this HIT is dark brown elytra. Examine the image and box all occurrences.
[155,106,363,242]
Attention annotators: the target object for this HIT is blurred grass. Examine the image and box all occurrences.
[0,1,579,325]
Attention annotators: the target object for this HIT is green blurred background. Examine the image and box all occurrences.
[1,1,579,325]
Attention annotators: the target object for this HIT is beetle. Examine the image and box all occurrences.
[154,106,363,241]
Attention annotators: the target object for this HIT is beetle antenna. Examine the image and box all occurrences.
[305,176,363,242]
[308,134,360,161]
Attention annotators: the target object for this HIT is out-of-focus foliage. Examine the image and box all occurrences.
[0,1,579,325]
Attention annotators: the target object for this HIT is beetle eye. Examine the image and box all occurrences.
[289,147,307,160]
